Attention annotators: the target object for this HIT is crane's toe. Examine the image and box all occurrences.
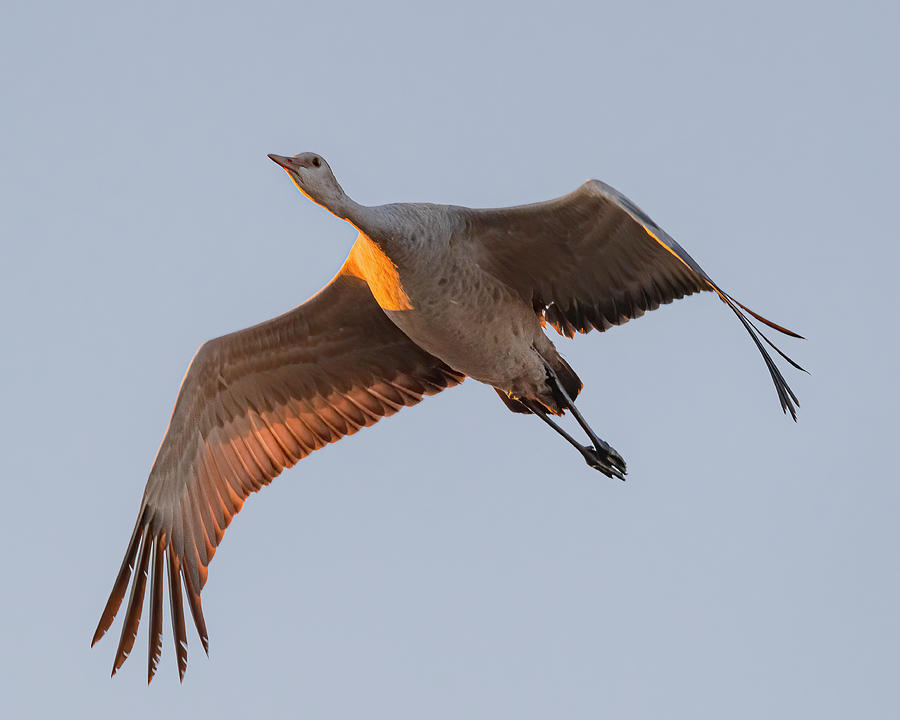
[583,444,627,480]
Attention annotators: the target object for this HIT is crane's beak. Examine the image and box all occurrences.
[267,153,293,170]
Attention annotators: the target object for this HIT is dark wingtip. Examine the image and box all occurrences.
[718,293,802,420]
[782,396,799,422]
[111,527,153,676]
[147,539,165,685]
[93,509,148,651]
[726,293,804,339]
[168,549,189,681]
[183,565,210,657]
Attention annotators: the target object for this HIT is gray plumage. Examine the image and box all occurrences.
[92,152,803,682]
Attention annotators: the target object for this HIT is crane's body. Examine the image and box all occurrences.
[347,218,561,410]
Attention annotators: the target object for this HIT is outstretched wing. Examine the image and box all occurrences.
[92,255,464,682]
[466,179,803,417]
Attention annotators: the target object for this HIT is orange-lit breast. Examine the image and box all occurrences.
[344,233,413,312]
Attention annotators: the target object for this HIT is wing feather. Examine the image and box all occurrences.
[92,511,144,648]
[111,527,151,676]
[167,549,188,681]
[147,538,165,683]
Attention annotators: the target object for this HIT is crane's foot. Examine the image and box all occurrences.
[540,361,627,480]
[582,442,627,481]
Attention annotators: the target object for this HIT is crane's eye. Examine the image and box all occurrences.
[312,157,321,168]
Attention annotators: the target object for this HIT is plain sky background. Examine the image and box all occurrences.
[2,0,898,717]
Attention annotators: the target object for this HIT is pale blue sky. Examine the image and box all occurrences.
[2,0,898,717]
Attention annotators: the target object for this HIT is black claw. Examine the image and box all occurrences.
[524,390,626,480]
[584,445,627,480]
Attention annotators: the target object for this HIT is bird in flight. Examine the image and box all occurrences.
[92,152,804,682]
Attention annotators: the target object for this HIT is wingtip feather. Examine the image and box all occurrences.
[111,526,153,675]
[147,537,165,684]
[167,549,189,681]
[92,509,147,648]
[726,293,804,339]
[183,565,210,656]
[719,294,803,420]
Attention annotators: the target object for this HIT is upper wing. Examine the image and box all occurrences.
[465,179,803,416]
[92,256,464,682]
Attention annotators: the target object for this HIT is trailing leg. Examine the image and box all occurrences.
[522,399,626,480]
[544,364,627,476]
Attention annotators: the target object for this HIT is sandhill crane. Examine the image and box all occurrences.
[92,152,804,682]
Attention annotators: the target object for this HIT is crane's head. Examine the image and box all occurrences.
[267,152,333,195]
[267,151,358,222]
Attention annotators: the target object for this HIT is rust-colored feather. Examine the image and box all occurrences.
[92,509,145,647]
[182,569,209,656]
[147,537,165,684]
[111,527,152,676]
[167,550,188,681]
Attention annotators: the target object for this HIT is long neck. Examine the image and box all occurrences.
[301,173,368,227]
